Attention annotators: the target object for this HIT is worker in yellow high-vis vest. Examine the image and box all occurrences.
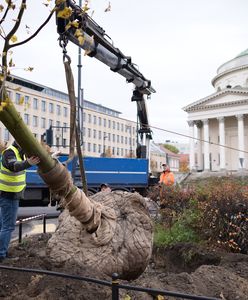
[0,141,40,262]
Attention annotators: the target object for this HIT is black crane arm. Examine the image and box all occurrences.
[56,0,155,155]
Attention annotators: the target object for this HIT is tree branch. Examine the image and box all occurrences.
[0,5,10,26]
[9,6,57,49]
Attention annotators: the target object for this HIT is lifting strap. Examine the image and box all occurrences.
[62,44,88,195]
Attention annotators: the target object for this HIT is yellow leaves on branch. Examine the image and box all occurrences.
[24,67,34,72]
[74,29,85,46]
[65,20,79,31]
[10,35,17,43]
[55,0,66,5]
[57,7,72,19]
[0,4,4,12]
[82,0,90,13]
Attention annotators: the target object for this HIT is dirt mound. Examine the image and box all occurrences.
[0,234,248,299]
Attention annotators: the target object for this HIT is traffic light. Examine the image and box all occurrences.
[45,127,53,147]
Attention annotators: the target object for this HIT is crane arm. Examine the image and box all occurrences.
[56,0,155,157]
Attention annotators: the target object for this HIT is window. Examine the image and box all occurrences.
[98,117,102,126]
[49,103,54,113]
[41,100,46,112]
[88,114,91,123]
[7,90,12,100]
[49,119,53,127]
[93,144,96,153]
[33,98,38,109]
[24,95,29,105]
[56,105,61,115]
[93,115,97,124]
[4,129,10,141]
[63,107,68,117]
[56,121,60,131]
[113,121,115,129]
[121,148,124,156]
[108,133,111,140]
[103,118,106,127]
[117,135,120,143]
[83,127,86,136]
[121,124,124,132]
[98,131,102,140]
[63,138,66,148]
[117,148,120,156]
[83,113,86,122]
[98,144,101,153]
[112,134,115,142]
[93,129,97,139]
[108,120,111,128]
[87,143,91,152]
[121,136,124,144]
[63,122,67,133]
[24,113,29,125]
[88,128,91,138]
[41,117,46,129]
[33,116,38,127]
[125,137,127,144]
[112,147,115,155]
[15,93,21,104]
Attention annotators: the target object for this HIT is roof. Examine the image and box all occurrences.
[235,49,248,58]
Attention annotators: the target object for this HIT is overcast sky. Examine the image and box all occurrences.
[5,0,248,143]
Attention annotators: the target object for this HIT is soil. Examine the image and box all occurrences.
[0,234,248,299]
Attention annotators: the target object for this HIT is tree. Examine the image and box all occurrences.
[163,143,179,154]
[0,1,153,280]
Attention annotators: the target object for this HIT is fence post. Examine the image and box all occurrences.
[18,222,22,243]
[111,273,119,300]
[43,215,46,234]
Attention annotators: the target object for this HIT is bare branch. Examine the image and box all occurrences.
[2,0,27,72]
[9,6,57,49]
[0,4,10,26]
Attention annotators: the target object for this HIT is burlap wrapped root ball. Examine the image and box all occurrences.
[47,190,153,280]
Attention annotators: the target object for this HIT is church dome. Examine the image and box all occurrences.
[217,49,248,75]
[212,49,248,89]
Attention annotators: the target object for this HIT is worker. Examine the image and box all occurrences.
[159,163,175,186]
[159,163,175,208]
[0,141,40,262]
[100,183,111,193]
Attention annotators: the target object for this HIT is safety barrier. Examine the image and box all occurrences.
[16,213,52,243]
[0,265,221,300]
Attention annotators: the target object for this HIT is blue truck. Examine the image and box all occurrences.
[23,155,157,206]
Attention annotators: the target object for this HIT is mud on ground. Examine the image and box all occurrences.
[0,234,248,299]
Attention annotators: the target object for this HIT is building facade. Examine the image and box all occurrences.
[183,50,248,171]
[4,76,137,158]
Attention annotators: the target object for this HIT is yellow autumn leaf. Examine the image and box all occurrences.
[0,4,4,12]
[78,35,85,45]
[57,7,72,19]
[123,295,131,300]
[55,0,66,5]
[71,20,79,28]
[0,107,3,112]
[156,295,165,300]
[24,67,34,72]
[19,96,24,105]
[10,35,18,43]
[0,75,4,82]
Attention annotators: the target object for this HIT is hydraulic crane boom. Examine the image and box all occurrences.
[56,0,156,158]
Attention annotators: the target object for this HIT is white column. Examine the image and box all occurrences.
[188,121,195,170]
[203,119,210,171]
[218,117,226,170]
[236,114,245,169]
[196,121,203,170]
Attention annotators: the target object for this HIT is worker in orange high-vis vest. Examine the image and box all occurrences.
[159,164,175,186]
[159,163,175,208]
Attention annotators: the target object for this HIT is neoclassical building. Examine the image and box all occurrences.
[183,49,248,172]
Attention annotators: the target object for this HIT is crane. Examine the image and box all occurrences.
[56,0,156,159]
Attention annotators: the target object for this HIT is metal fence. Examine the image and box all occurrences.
[10,214,220,300]
[0,265,221,300]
